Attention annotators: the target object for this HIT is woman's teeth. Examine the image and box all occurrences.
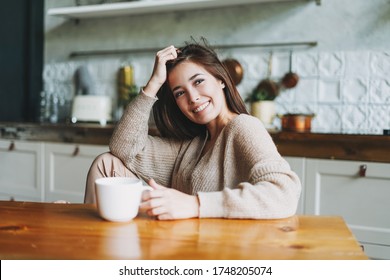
[193,102,210,113]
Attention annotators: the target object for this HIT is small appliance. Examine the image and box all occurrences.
[71,95,112,125]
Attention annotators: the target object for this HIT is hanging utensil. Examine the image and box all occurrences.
[281,50,299,89]
[222,58,244,85]
[253,52,280,100]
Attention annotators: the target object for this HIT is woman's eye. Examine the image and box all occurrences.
[194,79,204,85]
[175,91,184,98]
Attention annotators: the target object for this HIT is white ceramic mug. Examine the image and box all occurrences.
[95,177,151,222]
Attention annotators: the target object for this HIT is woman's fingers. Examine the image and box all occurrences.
[157,45,177,60]
[148,178,165,190]
[147,205,166,216]
[144,45,178,95]
[140,197,172,219]
[140,177,199,220]
[141,195,163,208]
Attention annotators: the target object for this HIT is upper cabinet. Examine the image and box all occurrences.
[48,0,320,19]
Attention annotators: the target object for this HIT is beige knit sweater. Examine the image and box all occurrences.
[109,93,301,219]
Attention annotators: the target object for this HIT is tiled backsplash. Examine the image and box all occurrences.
[43,49,390,134]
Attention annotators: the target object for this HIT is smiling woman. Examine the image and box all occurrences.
[84,39,302,221]
[153,42,248,140]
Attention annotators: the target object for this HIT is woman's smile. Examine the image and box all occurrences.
[193,101,210,113]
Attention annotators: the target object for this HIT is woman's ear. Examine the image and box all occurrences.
[221,81,225,89]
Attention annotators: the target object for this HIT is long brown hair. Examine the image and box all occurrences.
[153,39,248,140]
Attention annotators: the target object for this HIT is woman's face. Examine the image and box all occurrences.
[168,61,230,126]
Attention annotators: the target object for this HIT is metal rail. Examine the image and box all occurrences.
[69,41,318,58]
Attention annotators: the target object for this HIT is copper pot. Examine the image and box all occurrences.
[280,113,315,132]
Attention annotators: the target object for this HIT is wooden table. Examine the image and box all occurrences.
[0,201,367,260]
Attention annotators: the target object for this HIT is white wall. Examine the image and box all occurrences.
[43,0,390,134]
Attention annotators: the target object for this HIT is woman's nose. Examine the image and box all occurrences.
[188,91,200,104]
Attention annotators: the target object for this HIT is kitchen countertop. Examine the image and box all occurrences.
[1,122,390,163]
[0,122,115,145]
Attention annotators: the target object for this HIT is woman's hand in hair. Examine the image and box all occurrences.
[140,178,200,220]
[143,45,178,97]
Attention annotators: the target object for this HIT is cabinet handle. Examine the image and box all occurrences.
[72,146,80,157]
[8,142,15,151]
[359,164,367,177]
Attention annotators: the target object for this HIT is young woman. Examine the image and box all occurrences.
[85,41,301,220]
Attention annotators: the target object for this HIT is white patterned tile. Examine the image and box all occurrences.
[56,82,74,101]
[313,105,342,133]
[241,80,259,102]
[280,104,317,115]
[275,103,289,116]
[368,105,390,133]
[318,52,344,77]
[341,105,368,131]
[276,87,295,104]
[130,57,155,87]
[342,78,369,103]
[95,81,116,97]
[344,51,370,78]
[294,78,318,103]
[295,52,319,78]
[89,59,121,82]
[58,62,79,82]
[369,78,390,104]
[273,52,289,78]
[318,79,341,103]
[43,62,79,83]
[43,64,55,83]
[242,54,269,80]
[370,51,390,79]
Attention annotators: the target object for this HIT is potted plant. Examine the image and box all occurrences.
[246,80,280,127]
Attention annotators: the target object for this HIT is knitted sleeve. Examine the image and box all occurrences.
[109,92,182,187]
[197,115,302,219]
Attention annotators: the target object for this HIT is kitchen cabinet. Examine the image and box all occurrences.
[0,140,44,201]
[48,0,320,19]
[304,159,390,260]
[0,140,107,203]
[44,143,108,203]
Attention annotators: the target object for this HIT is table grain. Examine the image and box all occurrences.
[0,201,367,260]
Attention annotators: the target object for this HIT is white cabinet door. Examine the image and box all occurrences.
[0,193,42,202]
[284,156,305,215]
[305,159,390,259]
[44,143,108,203]
[0,140,44,201]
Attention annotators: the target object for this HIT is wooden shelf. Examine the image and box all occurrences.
[47,0,318,19]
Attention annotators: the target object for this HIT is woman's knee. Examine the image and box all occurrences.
[86,152,137,187]
[85,152,138,204]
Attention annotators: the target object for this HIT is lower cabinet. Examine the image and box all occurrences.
[0,140,44,201]
[45,143,108,203]
[0,140,108,203]
[304,158,390,260]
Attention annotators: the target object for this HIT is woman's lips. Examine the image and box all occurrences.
[193,101,210,113]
